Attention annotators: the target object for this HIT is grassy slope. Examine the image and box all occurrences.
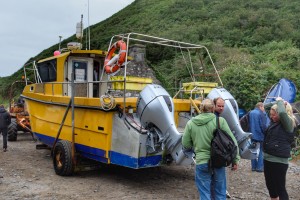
[1,0,300,109]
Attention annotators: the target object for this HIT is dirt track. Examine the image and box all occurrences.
[0,132,300,200]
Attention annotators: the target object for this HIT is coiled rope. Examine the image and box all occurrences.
[100,94,116,111]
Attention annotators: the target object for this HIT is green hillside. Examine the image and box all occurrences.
[1,0,300,110]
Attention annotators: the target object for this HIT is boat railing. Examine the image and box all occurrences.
[32,78,149,98]
[173,82,218,99]
[23,61,42,85]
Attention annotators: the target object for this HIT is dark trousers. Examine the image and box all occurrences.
[0,128,8,149]
[264,159,289,200]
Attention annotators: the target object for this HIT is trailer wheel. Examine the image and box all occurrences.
[8,120,18,141]
[53,140,74,176]
[17,124,24,132]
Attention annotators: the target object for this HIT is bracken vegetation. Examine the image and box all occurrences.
[1,0,300,110]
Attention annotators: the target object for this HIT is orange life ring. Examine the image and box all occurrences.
[104,40,127,74]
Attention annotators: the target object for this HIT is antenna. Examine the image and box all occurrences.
[58,36,63,51]
[88,0,90,50]
[85,24,88,50]
[81,14,83,45]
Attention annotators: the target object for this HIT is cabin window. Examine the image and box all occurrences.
[73,61,87,82]
[37,59,57,82]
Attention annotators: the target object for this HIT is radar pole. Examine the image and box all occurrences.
[88,0,90,50]
[80,14,83,45]
[58,36,62,51]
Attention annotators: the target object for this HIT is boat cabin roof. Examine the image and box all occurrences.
[38,49,107,63]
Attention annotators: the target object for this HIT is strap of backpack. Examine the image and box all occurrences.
[216,116,220,129]
[209,116,220,172]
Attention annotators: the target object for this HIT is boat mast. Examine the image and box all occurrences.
[58,36,62,51]
[80,14,83,45]
[88,0,90,50]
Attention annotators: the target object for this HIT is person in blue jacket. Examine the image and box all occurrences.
[249,102,267,172]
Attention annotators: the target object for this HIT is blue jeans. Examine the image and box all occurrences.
[195,163,226,200]
[251,141,263,171]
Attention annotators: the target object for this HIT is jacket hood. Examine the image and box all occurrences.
[0,107,6,113]
[191,113,216,126]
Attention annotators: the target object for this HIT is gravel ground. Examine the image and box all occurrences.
[0,132,300,200]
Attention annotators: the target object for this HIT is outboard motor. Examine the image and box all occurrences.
[137,84,194,165]
[207,88,259,159]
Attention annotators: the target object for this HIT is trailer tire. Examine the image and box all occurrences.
[53,140,74,176]
[8,120,18,141]
[17,124,24,132]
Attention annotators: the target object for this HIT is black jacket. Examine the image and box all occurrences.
[0,107,11,129]
[264,122,294,158]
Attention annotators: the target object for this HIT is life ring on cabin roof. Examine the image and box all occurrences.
[104,40,127,74]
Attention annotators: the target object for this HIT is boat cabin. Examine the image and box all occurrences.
[34,49,109,98]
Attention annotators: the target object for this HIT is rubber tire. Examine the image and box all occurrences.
[7,120,18,141]
[53,140,74,176]
[17,124,24,132]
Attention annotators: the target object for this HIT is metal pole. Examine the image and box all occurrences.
[51,99,72,156]
[80,14,83,45]
[71,72,76,165]
[88,0,90,50]
[58,36,63,51]
[23,65,27,85]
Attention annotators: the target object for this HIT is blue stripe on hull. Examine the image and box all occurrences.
[109,151,162,169]
[34,132,107,163]
[34,132,163,168]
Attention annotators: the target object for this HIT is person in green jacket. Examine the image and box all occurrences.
[182,98,240,200]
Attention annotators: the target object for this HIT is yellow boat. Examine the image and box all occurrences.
[22,32,258,176]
